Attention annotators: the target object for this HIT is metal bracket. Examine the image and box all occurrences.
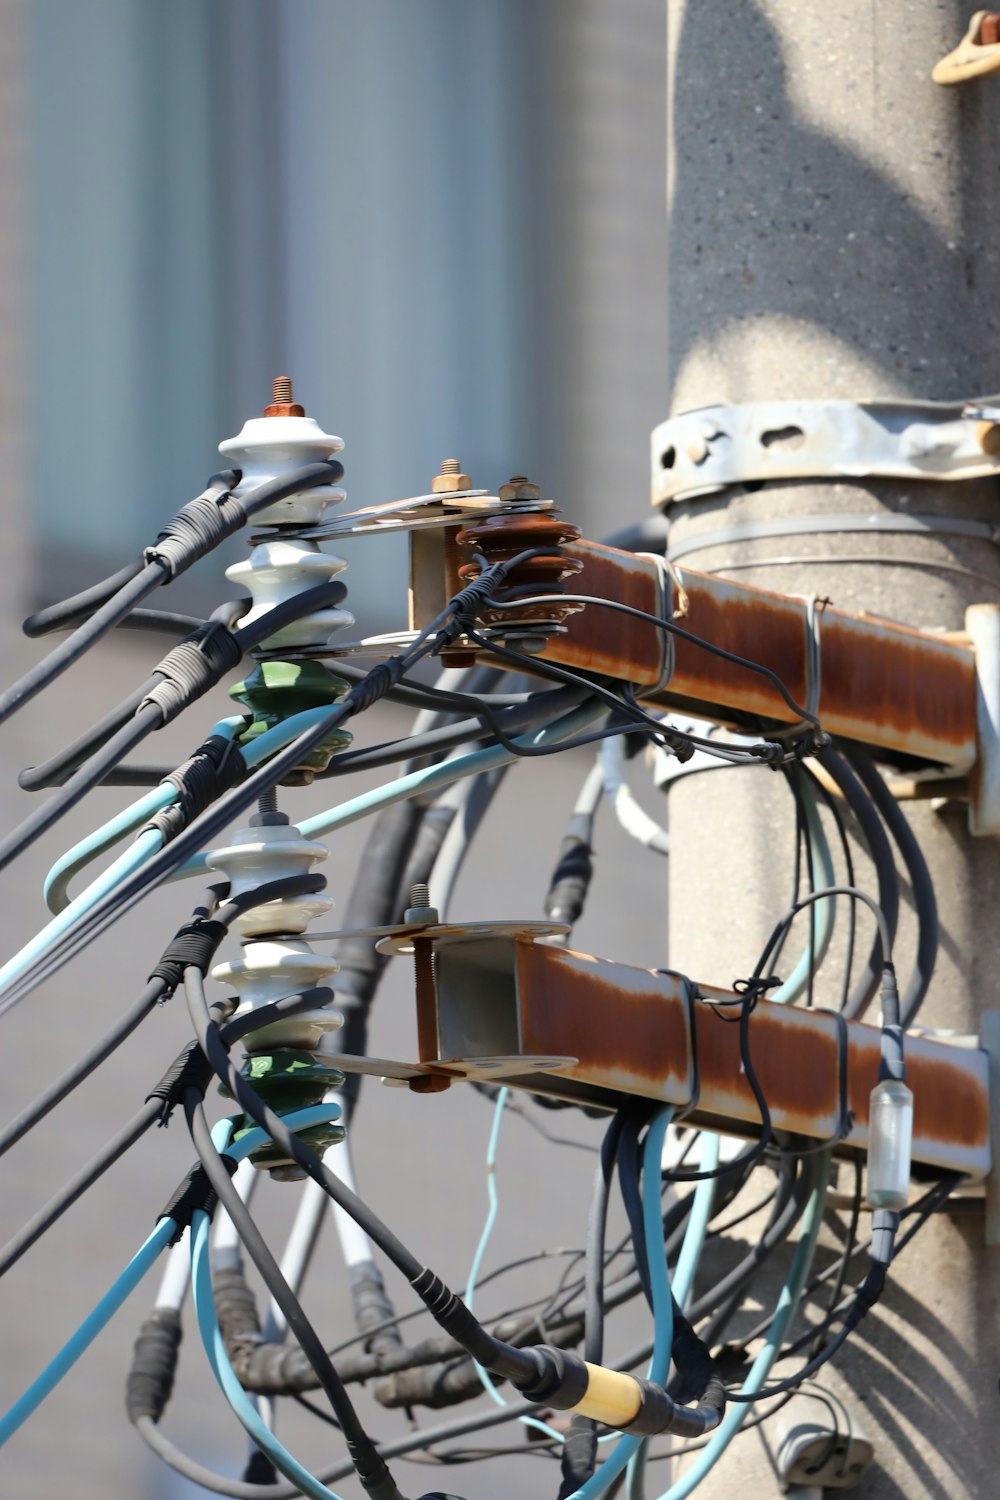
[650,397,1000,507]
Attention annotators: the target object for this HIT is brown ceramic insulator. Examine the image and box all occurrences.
[456,511,584,629]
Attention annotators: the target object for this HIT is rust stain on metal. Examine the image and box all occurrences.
[517,945,690,1095]
[542,551,975,767]
[820,613,975,762]
[542,541,664,685]
[845,1026,988,1149]
[510,940,989,1169]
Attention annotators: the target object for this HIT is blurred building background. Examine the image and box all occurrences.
[0,3,672,1499]
[13,0,667,616]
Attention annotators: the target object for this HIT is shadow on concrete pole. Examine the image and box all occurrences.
[665,3,1000,1495]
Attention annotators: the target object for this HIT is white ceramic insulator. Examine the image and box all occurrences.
[212,939,343,1055]
[219,415,347,527]
[205,823,332,937]
[227,536,355,650]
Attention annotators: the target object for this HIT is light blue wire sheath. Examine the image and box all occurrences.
[463,1088,568,1443]
[169,702,605,881]
[192,1108,349,1500]
[0,828,164,997]
[569,1106,676,1500]
[0,1215,175,1447]
[627,1131,720,1500]
[44,783,175,913]
[43,716,246,914]
[651,1151,832,1500]
[773,776,835,1004]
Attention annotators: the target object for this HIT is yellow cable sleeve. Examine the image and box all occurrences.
[570,1363,642,1429]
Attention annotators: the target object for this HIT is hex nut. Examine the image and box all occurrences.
[499,475,542,503]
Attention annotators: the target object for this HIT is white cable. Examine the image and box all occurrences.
[600,735,670,854]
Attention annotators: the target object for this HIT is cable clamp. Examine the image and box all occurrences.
[651,397,1000,507]
[158,1157,237,1241]
[144,736,248,845]
[145,1040,215,1125]
[147,918,229,993]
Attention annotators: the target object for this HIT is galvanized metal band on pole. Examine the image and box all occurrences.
[651,398,1000,507]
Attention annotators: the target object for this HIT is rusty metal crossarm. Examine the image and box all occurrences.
[539,540,979,772]
[354,925,990,1182]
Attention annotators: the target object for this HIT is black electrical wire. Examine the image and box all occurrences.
[814,746,899,1018]
[0,582,349,871]
[0,1100,164,1277]
[482,593,822,729]
[557,1111,625,1499]
[0,473,236,726]
[17,678,158,790]
[319,684,587,778]
[134,1397,546,1500]
[843,744,938,1026]
[23,558,146,636]
[0,562,557,1011]
[0,977,166,1157]
[182,1091,406,1500]
[182,966,546,1398]
[0,874,319,1159]
[812,1160,863,1359]
[802,763,858,1012]
[0,701,166,872]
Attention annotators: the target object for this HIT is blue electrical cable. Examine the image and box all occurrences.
[0,1216,175,1447]
[192,1108,349,1500]
[168,702,607,882]
[650,1151,832,1500]
[0,719,244,999]
[0,828,164,997]
[568,1105,675,1500]
[463,1087,567,1443]
[626,1131,720,1500]
[44,784,175,914]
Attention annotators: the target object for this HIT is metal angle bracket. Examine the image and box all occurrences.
[650,397,1000,507]
[357,925,990,1179]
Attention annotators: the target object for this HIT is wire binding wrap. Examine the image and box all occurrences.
[139,627,245,726]
[144,1042,214,1126]
[145,737,247,845]
[147,919,229,994]
[146,485,249,580]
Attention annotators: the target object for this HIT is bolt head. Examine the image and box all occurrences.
[499,476,542,503]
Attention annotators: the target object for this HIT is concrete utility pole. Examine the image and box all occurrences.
[665,4,1000,1496]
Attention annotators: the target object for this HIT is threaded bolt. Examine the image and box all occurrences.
[440,459,461,474]
[404,882,439,925]
[264,375,305,417]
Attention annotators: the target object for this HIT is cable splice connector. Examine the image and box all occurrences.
[125,1307,182,1424]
